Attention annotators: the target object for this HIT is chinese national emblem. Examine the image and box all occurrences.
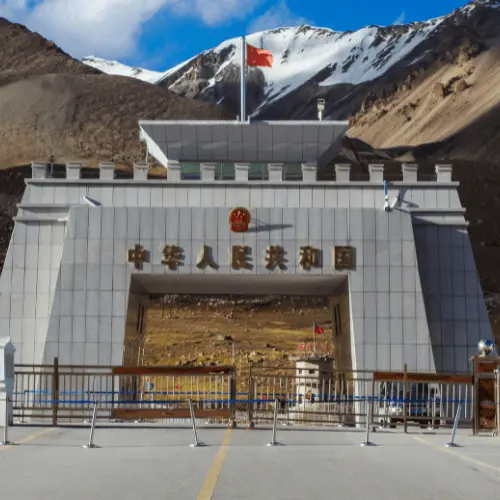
[228,207,251,233]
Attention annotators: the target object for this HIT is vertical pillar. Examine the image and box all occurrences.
[133,161,148,180]
[335,164,351,182]
[268,163,283,182]
[167,160,181,182]
[0,338,16,427]
[402,164,418,182]
[200,163,216,181]
[235,163,250,181]
[66,163,82,180]
[368,164,384,183]
[301,163,317,182]
[99,162,115,180]
[31,163,47,179]
[435,164,452,182]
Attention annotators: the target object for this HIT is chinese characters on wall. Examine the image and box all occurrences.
[127,243,355,271]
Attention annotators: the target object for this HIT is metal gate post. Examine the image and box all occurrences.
[370,377,376,429]
[403,364,408,434]
[228,371,237,428]
[52,357,59,426]
[495,368,500,437]
[472,357,478,435]
[111,375,116,420]
[246,367,254,429]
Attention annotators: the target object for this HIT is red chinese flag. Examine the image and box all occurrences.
[247,43,274,68]
[314,322,324,335]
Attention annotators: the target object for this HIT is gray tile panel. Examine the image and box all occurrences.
[25,181,465,214]
[139,122,347,164]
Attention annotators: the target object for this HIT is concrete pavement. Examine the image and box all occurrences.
[1,424,500,500]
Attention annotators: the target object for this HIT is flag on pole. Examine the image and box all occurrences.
[240,37,274,122]
[246,43,274,68]
[313,322,324,335]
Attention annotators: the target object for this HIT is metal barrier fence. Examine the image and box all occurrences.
[372,371,473,431]
[12,361,476,431]
[245,368,473,429]
[13,363,237,424]
[247,368,372,427]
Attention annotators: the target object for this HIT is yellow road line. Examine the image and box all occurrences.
[413,436,500,474]
[197,429,232,500]
[0,427,55,452]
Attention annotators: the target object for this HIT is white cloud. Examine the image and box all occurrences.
[392,11,405,25]
[0,0,28,18]
[0,0,262,59]
[247,0,311,34]
[173,0,264,26]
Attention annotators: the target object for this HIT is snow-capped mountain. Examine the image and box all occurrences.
[83,0,500,121]
[159,21,445,117]
[81,56,163,83]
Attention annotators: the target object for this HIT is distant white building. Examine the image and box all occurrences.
[294,357,334,404]
[289,355,362,427]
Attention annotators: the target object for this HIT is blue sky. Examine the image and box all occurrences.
[0,0,471,70]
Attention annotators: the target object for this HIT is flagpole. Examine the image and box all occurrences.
[313,322,316,355]
[240,36,246,123]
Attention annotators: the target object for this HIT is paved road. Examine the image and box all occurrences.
[1,424,500,499]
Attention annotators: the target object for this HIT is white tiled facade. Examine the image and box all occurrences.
[0,148,492,375]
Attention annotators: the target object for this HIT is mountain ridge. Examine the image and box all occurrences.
[82,0,498,115]
[81,56,163,84]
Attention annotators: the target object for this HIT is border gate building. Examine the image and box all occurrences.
[0,120,492,376]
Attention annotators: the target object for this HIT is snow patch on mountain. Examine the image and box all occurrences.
[81,56,163,83]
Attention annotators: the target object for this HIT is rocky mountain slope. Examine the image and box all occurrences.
[145,296,332,374]
[0,18,231,169]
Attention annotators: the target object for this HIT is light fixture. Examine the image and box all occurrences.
[317,99,325,121]
[383,180,390,212]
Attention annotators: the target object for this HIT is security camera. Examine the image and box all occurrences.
[82,196,101,207]
[384,196,401,212]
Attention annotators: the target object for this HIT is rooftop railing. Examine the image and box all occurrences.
[30,162,454,183]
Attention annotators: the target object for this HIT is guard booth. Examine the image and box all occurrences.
[471,355,500,435]
[295,356,334,404]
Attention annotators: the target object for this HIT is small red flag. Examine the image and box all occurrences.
[314,322,324,335]
[247,43,274,68]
